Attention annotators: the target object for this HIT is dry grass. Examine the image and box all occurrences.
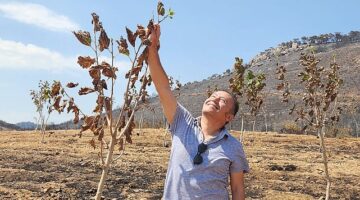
[0,129,359,199]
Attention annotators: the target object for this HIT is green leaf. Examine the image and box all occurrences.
[246,70,255,80]
[169,8,175,17]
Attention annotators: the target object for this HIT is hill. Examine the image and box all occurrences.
[0,120,21,131]
[15,122,37,130]
[135,38,360,137]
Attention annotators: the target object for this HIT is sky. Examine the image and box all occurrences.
[0,0,359,124]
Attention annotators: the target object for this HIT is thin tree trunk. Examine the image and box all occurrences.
[139,111,144,134]
[41,114,50,143]
[95,136,116,200]
[264,113,268,132]
[240,116,244,142]
[241,116,244,133]
[41,117,46,143]
[163,114,166,129]
[34,116,40,132]
[152,115,155,128]
[352,115,359,137]
[240,129,245,143]
[262,107,268,133]
[319,126,331,200]
[252,119,256,132]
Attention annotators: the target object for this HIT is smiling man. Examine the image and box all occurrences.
[147,24,249,200]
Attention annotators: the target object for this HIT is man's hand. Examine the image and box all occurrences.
[149,24,160,51]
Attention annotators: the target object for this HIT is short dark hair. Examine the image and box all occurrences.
[220,90,239,127]
[222,90,239,116]
[226,91,239,116]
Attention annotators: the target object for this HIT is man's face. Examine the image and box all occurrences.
[202,91,235,123]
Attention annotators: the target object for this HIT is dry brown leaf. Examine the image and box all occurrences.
[73,31,91,46]
[101,79,108,90]
[99,29,110,52]
[81,115,99,133]
[102,67,116,79]
[126,27,136,47]
[78,87,95,95]
[67,98,74,113]
[93,95,104,113]
[51,82,61,97]
[66,82,79,88]
[73,106,80,124]
[125,66,142,79]
[136,25,146,38]
[157,2,165,16]
[53,96,62,113]
[116,36,129,56]
[89,67,101,80]
[77,56,95,69]
[91,13,101,32]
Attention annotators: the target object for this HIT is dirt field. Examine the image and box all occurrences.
[0,129,359,200]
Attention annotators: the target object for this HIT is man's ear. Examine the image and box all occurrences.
[226,113,234,122]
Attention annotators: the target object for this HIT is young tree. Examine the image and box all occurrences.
[48,3,174,199]
[229,57,266,131]
[30,80,53,143]
[276,52,343,200]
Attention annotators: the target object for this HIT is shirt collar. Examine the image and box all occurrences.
[194,116,229,144]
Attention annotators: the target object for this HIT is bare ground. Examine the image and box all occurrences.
[0,129,359,200]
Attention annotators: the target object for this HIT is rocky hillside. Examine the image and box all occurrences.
[16,122,37,130]
[0,120,21,131]
[135,41,360,137]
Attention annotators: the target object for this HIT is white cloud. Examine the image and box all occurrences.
[0,2,79,32]
[0,38,76,71]
[0,38,131,72]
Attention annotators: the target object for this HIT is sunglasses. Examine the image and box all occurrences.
[193,143,208,165]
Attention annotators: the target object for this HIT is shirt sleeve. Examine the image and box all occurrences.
[168,103,194,136]
[230,143,250,173]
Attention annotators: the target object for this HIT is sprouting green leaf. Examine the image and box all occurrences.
[169,8,175,19]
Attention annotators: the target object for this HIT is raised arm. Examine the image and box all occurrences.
[147,24,177,124]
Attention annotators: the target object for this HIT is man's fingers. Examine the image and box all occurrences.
[154,24,160,36]
[148,24,160,49]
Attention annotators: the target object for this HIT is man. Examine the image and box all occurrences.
[147,24,249,200]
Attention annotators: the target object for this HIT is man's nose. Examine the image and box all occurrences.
[213,96,220,102]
